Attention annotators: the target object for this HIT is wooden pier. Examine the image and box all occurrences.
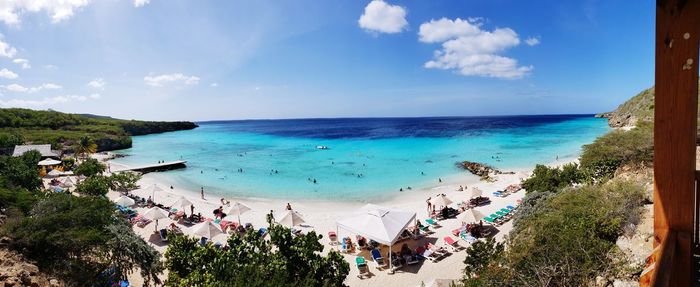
[113,160,187,174]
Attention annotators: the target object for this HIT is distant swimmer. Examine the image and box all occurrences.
[313,179,317,184]
[421,171,425,175]
[438,178,442,183]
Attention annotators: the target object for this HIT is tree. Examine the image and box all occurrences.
[74,135,97,159]
[73,157,106,177]
[3,193,162,286]
[164,216,350,286]
[521,163,582,193]
[75,175,110,196]
[108,172,141,192]
[0,150,42,191]
[0,132,23,148]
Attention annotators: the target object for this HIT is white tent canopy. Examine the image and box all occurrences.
[38,158,62,166]
[170,197,194,212]
[142,207,170,231]
[336,204,416,246]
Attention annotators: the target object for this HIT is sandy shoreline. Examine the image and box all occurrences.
[102,154,576,286]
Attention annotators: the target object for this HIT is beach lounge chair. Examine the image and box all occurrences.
[159,229,168,242]
[341,237,355,253]
[425,242,449,258]
[482,215,495,224]
[507,205,516,210]
[199,237,209,246]
[460,232,477,244]
[370,248,388,269]
[356,256,370,278]
[258,227,268,238]
[328,231,338,245]
[415,246,438,262]
[492,191,504,197]
[425,218,440,227]
[444,236,463,252]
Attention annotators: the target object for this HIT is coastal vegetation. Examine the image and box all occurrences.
[164,218,350,287]
[0,108,198,151]
[0,151,162,286]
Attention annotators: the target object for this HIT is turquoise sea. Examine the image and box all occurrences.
[112,115,610,201]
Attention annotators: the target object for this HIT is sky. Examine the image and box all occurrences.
[0,0,655,121]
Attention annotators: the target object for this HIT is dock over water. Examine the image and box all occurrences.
[113,160,187,174]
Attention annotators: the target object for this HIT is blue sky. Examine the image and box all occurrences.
[0,0,654,121]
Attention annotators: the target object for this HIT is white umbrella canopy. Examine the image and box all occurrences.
[170,197,194,211]
[45,169,62,177]
[336,204,417,246]
[38,159,62,166]
[132,184,165,200]
[225,202,251,224]
[190,220,224,238]
[458,209,486,223]
[115,196,136,207]
[430,194,453,207]
[142,207,169,221]
[61,177,75,187]
[471,187,483,198]
[142,207,170,231]
[277,210,306,228]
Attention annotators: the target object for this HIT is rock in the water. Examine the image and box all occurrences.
[458,161,500,181]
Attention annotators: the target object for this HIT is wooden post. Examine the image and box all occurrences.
[654,0,700,285]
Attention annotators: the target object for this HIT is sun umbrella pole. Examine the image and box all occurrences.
[390,242,393,273]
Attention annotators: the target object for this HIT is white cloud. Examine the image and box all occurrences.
[419,17,533,79]
[0,68,18,79]
[43,64,58,70]
[144,73,200,87]
[525,37,540,46]
[87,78,106,89]
[0,94,97,107]
[358,0,408,34]
[0,35,17,58]
[210,82,218,87]
[418,18,482,43]
[89,93,101,99]
[12,58,30,69]
[134,0,150,7]
[0,0,90,25]
[2,83,62,93]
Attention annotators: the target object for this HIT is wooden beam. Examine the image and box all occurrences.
[654,0,700,285]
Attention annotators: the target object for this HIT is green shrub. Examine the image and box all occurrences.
[580,123,653,179]
[164,215,350,287]
[3,193,162,286]
[73,158,105,177]
[75,175,110,196]
[0,151,42,191]
[462,180,646,286]
[521,163,583,193]
[0,132,23,148]
[107,172,141,192]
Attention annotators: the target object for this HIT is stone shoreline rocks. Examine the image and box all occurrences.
[457,161,514,181]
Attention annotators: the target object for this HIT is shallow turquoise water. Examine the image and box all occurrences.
[112,116,610,201]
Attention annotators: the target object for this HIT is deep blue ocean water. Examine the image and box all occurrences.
[112,115,610,201]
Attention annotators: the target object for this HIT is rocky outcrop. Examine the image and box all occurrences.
[596,87,655,128]
[457,161,510,181]
[0,245,63,287]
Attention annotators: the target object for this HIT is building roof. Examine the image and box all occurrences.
[12,144,59,157]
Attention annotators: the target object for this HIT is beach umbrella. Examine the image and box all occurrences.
[458,209,486,224]
[170,196,194,215]
[133,184,165,201]
[471,187,483,198]
[61,177,75,187]
[115,195,136,207]
[45,169,62,178]
[225,201,251,224]
[430,194,453,207]
[38,158,62,166]
[190,220,224,239]
[277,210,306,228]
[142,207,170,232]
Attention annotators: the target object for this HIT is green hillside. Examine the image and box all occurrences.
[0,108,197,152]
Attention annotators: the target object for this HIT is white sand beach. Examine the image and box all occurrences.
[101,155,574,287]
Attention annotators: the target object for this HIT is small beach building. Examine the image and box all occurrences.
[12,144,60,159]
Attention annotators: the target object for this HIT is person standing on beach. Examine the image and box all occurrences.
[426,197,432,213]
[201,187,205,199]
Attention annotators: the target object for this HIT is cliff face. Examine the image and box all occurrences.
[597,81,700,128]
